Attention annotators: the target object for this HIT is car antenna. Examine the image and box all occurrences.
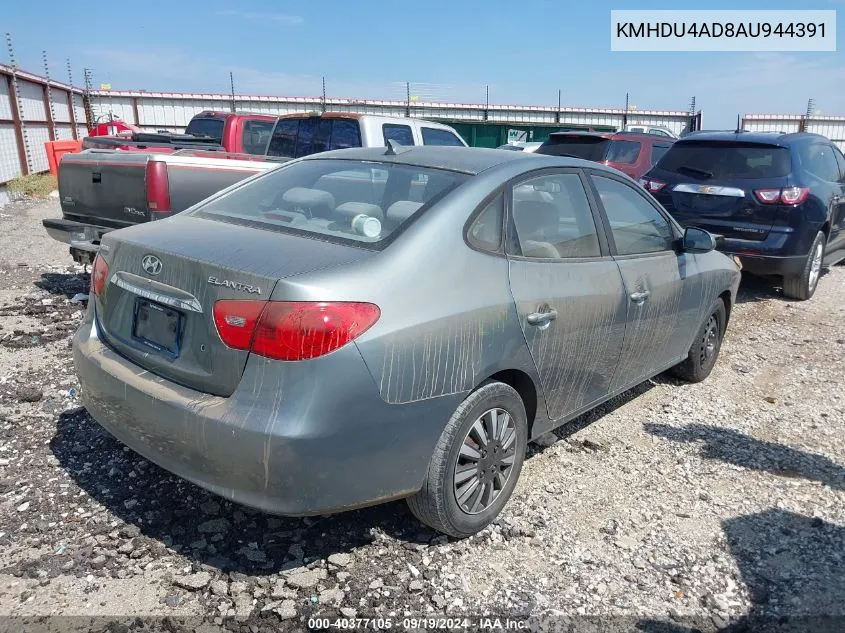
[384,139,412,156]
[735,114,742,134]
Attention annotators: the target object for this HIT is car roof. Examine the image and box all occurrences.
[298,145,603,175]
[675,130,828,146]
[276,111,458,130]
[547,130,672,142]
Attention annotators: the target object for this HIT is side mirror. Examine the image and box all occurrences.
[682,227,716,253]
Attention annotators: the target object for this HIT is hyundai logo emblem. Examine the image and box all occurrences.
[141,254,163,276]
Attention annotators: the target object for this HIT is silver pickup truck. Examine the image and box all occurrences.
[44,150,286,265]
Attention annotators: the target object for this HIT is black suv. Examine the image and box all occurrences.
[641,131,845,300]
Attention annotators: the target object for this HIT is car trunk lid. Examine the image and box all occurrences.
[93,215,373,397]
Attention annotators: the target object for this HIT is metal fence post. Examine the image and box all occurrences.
[66,59,79,139]
[42,50,57,140]
[5,33,30,176]
[5,73,28,175]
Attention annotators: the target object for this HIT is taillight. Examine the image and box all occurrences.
[91,253,109,297]
[754,189,781,204]
[753,186,810,205]
[639,177,666,193]
[213,300,381,361]
[146,160,171,214]
[780,186,809,205]
[213,300,266,350]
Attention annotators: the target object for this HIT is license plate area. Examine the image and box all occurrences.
[132,298,183,357]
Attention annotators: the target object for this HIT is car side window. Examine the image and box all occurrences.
[801,143,841,182]
[650,144,671,166]
[832,146,845,183]
[509,172,601,259]
[605,140,641,164]
[467,193,504,253]
[591,174,674,256]
[242,120,274,155]
[421,128,465,146]
[383,124,414,146]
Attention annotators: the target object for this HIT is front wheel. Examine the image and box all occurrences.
[407,381,528,538]
[668,298,726,383]
[783,231,825,301]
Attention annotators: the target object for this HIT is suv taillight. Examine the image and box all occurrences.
[780,186,810,205]
[639,177,666,193]
[146,160,171,214]
[91,253,109,297]
[213,300,381,361]
[754,186,810,205]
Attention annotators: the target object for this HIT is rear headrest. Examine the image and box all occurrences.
[386,200,424,224]
[512,200,559,240]
[335,202,384,222]
[513,185,553,203]
[282,187,335,210]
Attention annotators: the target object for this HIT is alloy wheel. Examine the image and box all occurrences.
[808,242,823,291]
[453,408,518,515]
[699,315,719,364]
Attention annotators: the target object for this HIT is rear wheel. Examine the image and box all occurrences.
[783,231,825,301]
[407,381,527,538]
[668,298,726,383]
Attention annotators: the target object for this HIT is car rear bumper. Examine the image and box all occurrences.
[72,309,460,517]
[721,247,807,278]
[706,230,810,278]
[42,219,112,265]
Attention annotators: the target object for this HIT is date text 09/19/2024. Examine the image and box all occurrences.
[307,617,529,630]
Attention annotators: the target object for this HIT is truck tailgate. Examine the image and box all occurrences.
[58,151,151,229]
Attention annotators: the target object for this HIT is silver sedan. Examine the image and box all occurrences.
[72,145,741,537]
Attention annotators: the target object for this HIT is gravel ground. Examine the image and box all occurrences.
[0,199,842,633]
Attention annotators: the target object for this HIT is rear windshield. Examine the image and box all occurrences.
[190,159,470,248]
[537,136,642,164]
[185,118,225,142]
[656,141,792,179]
[267,117,363,159]
[538,135,610,160]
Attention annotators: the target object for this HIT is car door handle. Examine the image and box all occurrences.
[527,309,558,325]
[630,291,650,303]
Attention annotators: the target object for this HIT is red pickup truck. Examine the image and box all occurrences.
[82,111,277,155]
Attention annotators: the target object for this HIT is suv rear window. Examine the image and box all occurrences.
[191,159,469,248]
[656,141,792,179]
[185,118,225,142]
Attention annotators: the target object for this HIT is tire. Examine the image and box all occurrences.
[407,381,528,538]
[783,231,826,301]
[668,298,726,383]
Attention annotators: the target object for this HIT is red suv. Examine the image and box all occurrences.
[535,131,674,180]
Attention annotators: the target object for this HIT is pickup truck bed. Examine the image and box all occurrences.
[45,149,286,265]
[81,133,225,153]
